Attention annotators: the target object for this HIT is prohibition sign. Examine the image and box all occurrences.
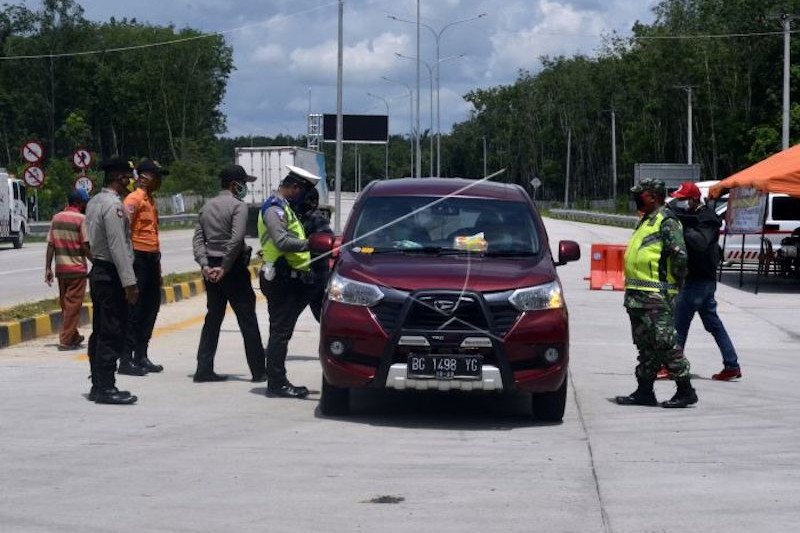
[22,140,44,164]
[72,148,92,169]
[75,175,94,194]
[23,165,46,188]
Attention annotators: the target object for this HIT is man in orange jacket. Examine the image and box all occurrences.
[120,159,168,375]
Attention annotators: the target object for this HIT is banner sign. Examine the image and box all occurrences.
[726,187,767,234]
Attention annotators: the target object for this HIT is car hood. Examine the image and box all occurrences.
[337,251,555,293]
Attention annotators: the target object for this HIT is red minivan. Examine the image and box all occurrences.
[318,178,580,421]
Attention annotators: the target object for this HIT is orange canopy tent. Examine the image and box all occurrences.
[709,144,800,199]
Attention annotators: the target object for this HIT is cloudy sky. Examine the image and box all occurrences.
[32,0,659,137]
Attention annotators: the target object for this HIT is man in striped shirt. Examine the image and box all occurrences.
[45,189,92,350]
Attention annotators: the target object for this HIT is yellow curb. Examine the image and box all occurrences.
[34,315,52,336]
[163,286,175,303]
[179,282,191,299]
[192,279,204,294]
[5,322,22,346]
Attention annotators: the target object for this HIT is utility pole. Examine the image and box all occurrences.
[382,76,413,177]
[782,14,795,149]
[366,92,390,179]
[334,0,343,232]
[483,136,487,177]
[687,86,693,164]
[564,128,572,208]
[611,109,617,204]
[415,0,421,179]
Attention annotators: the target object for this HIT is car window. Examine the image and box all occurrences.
[770,196,800,221]
[351,195,541,254]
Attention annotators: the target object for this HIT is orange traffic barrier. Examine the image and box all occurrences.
[587,244,627,291]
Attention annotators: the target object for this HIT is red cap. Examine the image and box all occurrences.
[671,181,701,200]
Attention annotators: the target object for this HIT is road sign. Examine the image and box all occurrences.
[530,177,542,189]
[23,165,45,188]
[21,140,44,164]
[72,148,92,169]
[75,175,94,194]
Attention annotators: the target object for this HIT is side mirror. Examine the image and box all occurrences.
[308,232,335,254]
[556,240,580,266]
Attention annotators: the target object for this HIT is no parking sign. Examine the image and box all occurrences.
[23,165,45,188]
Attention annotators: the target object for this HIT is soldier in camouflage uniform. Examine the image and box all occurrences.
[616,178,698,408]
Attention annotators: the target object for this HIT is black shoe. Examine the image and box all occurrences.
[251,374,268,383]
[88,386,131,402]
[662,380,698,408]
[615,379,658,406]
[266,382,309,398]
[93,388,137,405]
[193,372,228,383]
[139,357,164,373]
[615,390,659,406]
[118,361,148,376]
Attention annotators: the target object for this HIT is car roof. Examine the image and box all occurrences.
[363,178,526,201]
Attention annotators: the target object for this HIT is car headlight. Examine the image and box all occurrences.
[327,272,384,307]
[508,281,564,311]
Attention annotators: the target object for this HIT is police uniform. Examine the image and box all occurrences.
[192,165,265,382]
[617,178,697,408]
[259,165,319,397]
[297,189,333,322]
[121,159,167,375]
[85,157,138,404]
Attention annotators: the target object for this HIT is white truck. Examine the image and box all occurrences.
[0,169,28,248]
[234,146,329,206]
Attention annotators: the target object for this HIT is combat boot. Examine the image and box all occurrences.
[661,379,698,408]
[137,356,164,373]
[118,354,148,376]
[93,388,138,405]
[615,379,658,406]
[88,386,131,402]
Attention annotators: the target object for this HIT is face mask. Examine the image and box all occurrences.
[233,181,248,200]
[675,200,690,210]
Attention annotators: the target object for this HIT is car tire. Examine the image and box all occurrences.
[11,231,23,249]
[531,378,567,422]
[320,375,350,416]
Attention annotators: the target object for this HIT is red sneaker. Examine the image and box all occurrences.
[712,367,742,381]
[656,367,669,380]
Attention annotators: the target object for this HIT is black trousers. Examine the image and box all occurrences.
[124,251,161,361]
[88,261,128,389]
[261,273,314,384]
[195,259,265,378]
[308,277,328,323]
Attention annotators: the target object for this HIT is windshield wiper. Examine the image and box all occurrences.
[401,246,467,255]
[484,250,536,257]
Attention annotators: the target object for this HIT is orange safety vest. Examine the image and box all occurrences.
[124,188,160,252]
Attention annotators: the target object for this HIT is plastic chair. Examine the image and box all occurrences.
[759,237,778,276]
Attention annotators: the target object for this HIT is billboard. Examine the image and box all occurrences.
[323,114,388,144]
[726,187,767,235]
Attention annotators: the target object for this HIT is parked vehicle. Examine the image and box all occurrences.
[0,169,27,248]
[317,178,580,421]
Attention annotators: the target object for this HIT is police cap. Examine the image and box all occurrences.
[284,164,320,188]
[630,178,666,197]
[219,164,257,184]
[100,156,134,175]
[137,158,169,177]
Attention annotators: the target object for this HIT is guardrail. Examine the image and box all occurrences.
[28,213,199,235]
[548,209,638,229]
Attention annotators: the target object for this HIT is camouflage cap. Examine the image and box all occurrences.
[630,178,666,197]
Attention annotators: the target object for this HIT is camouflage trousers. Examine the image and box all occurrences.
[625,292,690,381]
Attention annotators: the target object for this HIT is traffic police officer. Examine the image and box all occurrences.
[120,159,168,375]
[616,178,698,409]
[85,157,139,405]
[259,165,320,398]
[192,164,265,382]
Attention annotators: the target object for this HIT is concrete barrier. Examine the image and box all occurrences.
[548,209,638,229]
[28,214,199,235]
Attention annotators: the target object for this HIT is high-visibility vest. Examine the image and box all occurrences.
[257,198,310,272]
[624,210,678,294]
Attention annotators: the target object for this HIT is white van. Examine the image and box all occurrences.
[694,180,800,265]
[0,169,28,248]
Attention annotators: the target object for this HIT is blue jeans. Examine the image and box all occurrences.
[675,280,739,369]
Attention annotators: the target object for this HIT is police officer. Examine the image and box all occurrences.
[192,164,265,382]
[296,187,333,322]
[616,178,698,409]
[85,157,139,405]
[259,165,320,398]
[120,159,168,375]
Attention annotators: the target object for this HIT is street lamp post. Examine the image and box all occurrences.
[395,53,434,177]
[366,92,390,179]
[388,12,487,176]
[382,76,414,178]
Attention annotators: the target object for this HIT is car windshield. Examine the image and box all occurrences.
[350,195,541,256]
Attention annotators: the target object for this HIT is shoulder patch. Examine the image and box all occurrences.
[116,208,124,218]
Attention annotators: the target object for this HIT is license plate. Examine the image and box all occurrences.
[406,354,483,380]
